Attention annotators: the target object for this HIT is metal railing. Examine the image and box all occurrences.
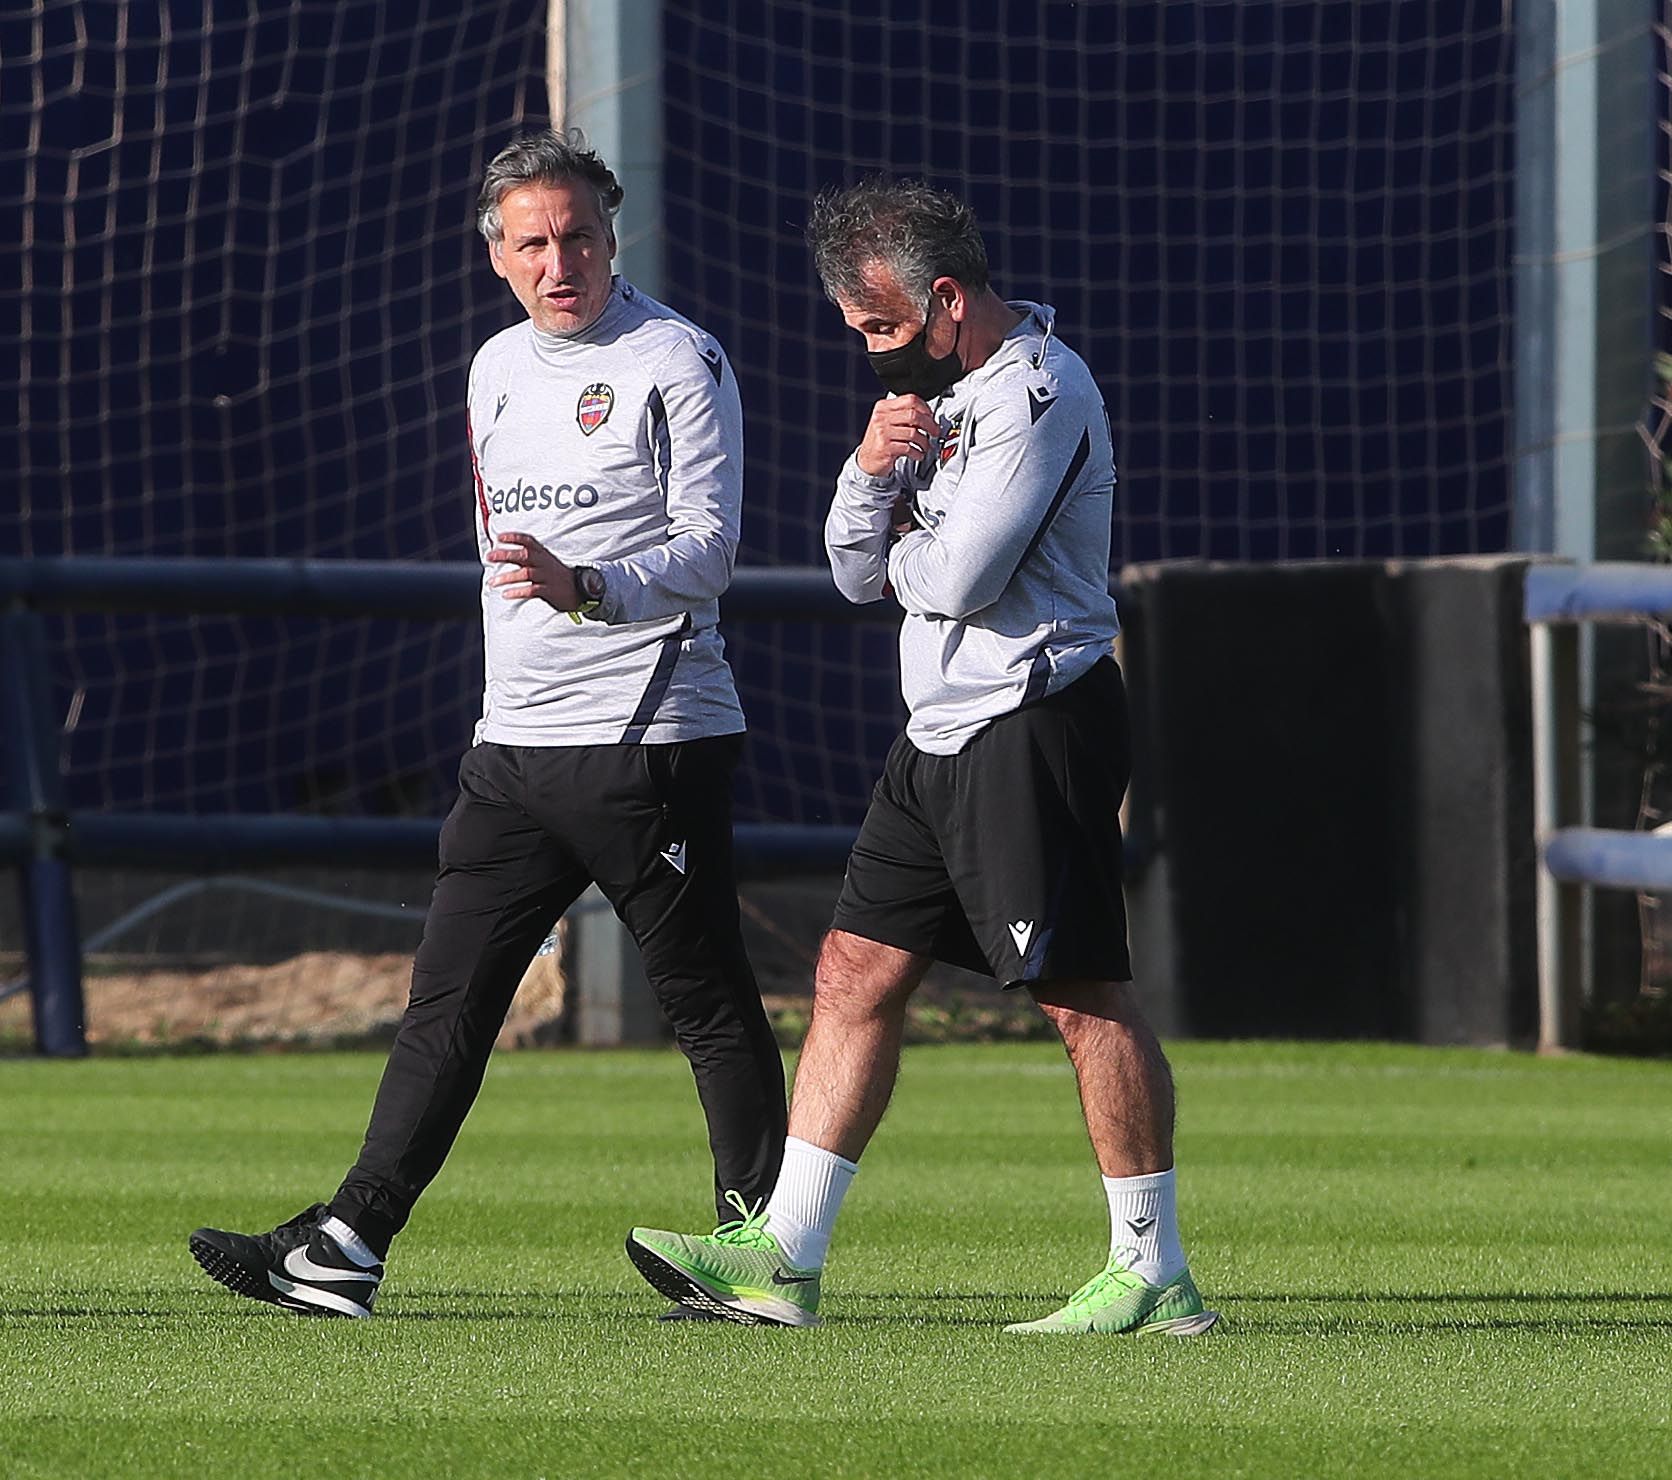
[1,557,883,1055]
[1525,561,1672,1051]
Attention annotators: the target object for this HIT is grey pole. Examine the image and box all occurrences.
[1530,618,1583,1051]
[1513,3,1656,1011]
[549,0,665,299]
[1514,3,1655,561]
[545,0,668,1045]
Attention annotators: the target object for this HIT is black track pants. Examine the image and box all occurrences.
[330,736,786,1255]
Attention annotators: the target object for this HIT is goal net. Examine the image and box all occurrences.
[665,0,1517,827]
[4,1,548,1001]
[3,0,1520,1031]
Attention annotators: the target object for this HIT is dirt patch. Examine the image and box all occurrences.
[0,946,567,1051]
[0,881,1050,1051]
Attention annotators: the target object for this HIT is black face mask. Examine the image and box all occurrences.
[867,312,965,399]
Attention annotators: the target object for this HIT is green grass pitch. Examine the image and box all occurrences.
[2,1041,1669,1478]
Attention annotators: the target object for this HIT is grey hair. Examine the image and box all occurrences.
[807,177,990,308]
[476,128,624,242]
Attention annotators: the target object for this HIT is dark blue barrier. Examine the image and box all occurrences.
[0,815,30,863]
[64,813,855,875]
[2,604,87,1056]
[0,558,893,624]
[2,557,891,1055]
[67,814,442,869]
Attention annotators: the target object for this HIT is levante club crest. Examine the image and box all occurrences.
[938,410,965,465]
[577,382,614,435]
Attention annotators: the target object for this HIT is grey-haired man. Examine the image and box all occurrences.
[189,130,785,1319]
[626,178,1215,1335]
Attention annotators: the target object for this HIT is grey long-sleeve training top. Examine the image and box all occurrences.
[824,302,1120,756]
[466,278,746,747]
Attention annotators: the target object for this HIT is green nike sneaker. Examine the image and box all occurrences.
[626,1190,821,1327]
[1004,1254,1219,1336]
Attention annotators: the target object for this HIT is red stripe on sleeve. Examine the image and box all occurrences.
[467,414,491,542]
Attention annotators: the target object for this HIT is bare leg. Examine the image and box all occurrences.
[785,929,930,1162]
[1003,981,1213,1333]
[1030,979,1174,1177]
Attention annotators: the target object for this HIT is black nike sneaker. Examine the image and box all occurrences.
[189,1203,382,1319]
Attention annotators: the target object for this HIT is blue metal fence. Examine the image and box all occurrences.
[1524,561,1672,1050]
[2,558,885,1056]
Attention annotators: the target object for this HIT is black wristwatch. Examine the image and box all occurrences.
[571,564,606,618]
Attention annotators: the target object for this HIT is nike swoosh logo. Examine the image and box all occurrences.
[770,1269,817,1286]
[282,1246,379,1284]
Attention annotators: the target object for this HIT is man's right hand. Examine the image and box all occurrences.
[856,394,941,477]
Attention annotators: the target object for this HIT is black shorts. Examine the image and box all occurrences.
[830,656,1133,988]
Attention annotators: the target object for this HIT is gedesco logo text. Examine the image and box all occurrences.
[486,480,602,513]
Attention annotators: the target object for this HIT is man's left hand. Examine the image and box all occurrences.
[487,532,581,611]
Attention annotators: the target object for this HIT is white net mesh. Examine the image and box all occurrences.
[662,1,1517,825]
[5,2,547,968]
[11,2,547,564]
[665,0,1516,567]
[4,1,1520,980]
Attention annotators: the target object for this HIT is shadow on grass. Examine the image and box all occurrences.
[8,1288,1672,1335]
[1210,1315,1672,1335]
[1224,1290,1672,1304]
[824,1289,1672,1334]
[2,1307,198,1321]
[1200,1289,1672,1335]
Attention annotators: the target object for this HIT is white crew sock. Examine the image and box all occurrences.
[1102,1167,1186,1286]
[763,1136,859,1271]
[321,1214,383,1269]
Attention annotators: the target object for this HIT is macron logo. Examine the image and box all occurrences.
[495,392,510,422]
[660,840,687,875]
[1008,919,1034,956]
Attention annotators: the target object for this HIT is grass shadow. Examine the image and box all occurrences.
[9,1288,1671,1334]
[1223,1290,1672,1304]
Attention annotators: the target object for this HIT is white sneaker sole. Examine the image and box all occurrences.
[266,1270,374,1319]
[1004,1304,1223,1335]
[1138,1308,1221,1336]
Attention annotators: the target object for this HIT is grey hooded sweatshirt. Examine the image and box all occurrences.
[824,302,1120,755]
[466,278,746,747]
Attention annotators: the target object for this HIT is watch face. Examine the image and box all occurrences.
[580,567,606,601]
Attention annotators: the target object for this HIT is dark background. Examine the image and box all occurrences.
[4,0,1514,829]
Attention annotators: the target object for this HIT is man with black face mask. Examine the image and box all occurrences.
[624,179,1216,1339]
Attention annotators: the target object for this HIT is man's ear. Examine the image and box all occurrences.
[488,238,509,281]
[931,275,966,321]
